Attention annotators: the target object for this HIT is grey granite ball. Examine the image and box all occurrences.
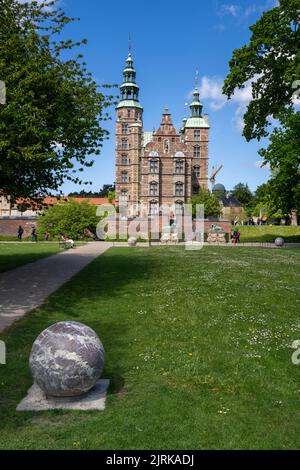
[275,237,285,247]
[29,321,105,397]
[128,237,137,247]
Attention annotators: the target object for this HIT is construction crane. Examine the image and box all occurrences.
[210,165,223,189]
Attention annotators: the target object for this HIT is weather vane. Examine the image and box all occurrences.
[128,32,132,54]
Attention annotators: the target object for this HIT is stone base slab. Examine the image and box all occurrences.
[16,379,110,411]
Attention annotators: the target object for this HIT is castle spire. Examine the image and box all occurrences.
[189,68,203,118]
[117,36,143,110]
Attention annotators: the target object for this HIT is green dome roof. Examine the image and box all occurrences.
[212,183,226,197]
[213,183,226,191]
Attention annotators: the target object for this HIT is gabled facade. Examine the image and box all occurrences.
[115,51,209,217]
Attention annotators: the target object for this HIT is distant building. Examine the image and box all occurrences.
[0,196,112,218]
[212,184,246,222]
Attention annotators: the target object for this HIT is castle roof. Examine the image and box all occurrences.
[184,117,210,128]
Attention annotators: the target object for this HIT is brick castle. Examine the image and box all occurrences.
[115,51,209,217]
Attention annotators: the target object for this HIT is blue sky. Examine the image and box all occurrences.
[54,0,279,194]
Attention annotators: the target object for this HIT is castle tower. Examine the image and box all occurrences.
[182,81,209,194]
[115,49,143,216]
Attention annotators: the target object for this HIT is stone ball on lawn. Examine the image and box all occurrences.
[29,321,105,397]
[275,237,285,247]
[128,237,137,247]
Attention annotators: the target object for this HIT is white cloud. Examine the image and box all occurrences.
[199,77,227,110]
[198,76,257,131]
[221,4,240,17]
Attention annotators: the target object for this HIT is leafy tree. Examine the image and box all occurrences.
[259,113,300,215]
[0,0,115,201]
[191,187,221,218]
[37,199,100,239]
[230,183,253,206]
[223,0,300,217]
[99,184,115,197]
[108,190,115,203]
[223,0,300,141]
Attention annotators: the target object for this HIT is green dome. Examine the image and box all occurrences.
[212,183,226,198]
[212,183,226,192]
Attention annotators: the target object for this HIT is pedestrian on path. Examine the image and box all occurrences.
[17,225,24,241]
[31,227,38,242]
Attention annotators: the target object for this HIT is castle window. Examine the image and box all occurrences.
[121,171,128,183]
[175,201,184,215]
[150,159,159,173]
[175,160,184,174]
[121,154,128,165]
[120,190,128,202]
[149,181,158,196]
[193,145,200,158]
[149,200,159,215]
[175,182,184,196]
[192,165,200,178]
[121,139,128,150]
[194,130,200,141]
[122,123,128,134]
[127,109,131,118]
[164,140,169,153]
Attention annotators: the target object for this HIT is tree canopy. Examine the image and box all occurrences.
[230,183,253,207]
[223,0,300,141]
[0,0,115,201]
[190,187,221,219]
[37,199,100,239]
[223,0,300,217]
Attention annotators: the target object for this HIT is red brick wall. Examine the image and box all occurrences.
[0,218,37,237]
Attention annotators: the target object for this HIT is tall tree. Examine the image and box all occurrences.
[230,183,253,206]
[0,0,115,201]
[223,0,300,216]
[223,0,300,141]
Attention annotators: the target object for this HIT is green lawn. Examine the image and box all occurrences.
[0,246,300,449]
[236,225,300,243]
[0,243,62,273]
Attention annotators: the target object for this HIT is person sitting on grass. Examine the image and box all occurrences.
[60,233,74,248]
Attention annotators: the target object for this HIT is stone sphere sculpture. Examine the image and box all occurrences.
[29,321,105,397]
[128,237,137,247]
[275,237,285,247]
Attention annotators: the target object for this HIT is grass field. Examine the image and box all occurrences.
[0,243,62,273]
[236,225,300,243]
[0,246,300,449]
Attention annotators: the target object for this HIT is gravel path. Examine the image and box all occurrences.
[0,242,112,332]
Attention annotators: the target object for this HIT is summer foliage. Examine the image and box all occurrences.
[38,200,100,239]
[223,0,300,215]
[0,0,115,201]
[191,187,221,218]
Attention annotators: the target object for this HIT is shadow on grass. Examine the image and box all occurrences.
[0,248,60,273]
[0,248,168,420]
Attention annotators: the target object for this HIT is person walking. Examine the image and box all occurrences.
[31,227,38,242]
[17,225,24,241]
